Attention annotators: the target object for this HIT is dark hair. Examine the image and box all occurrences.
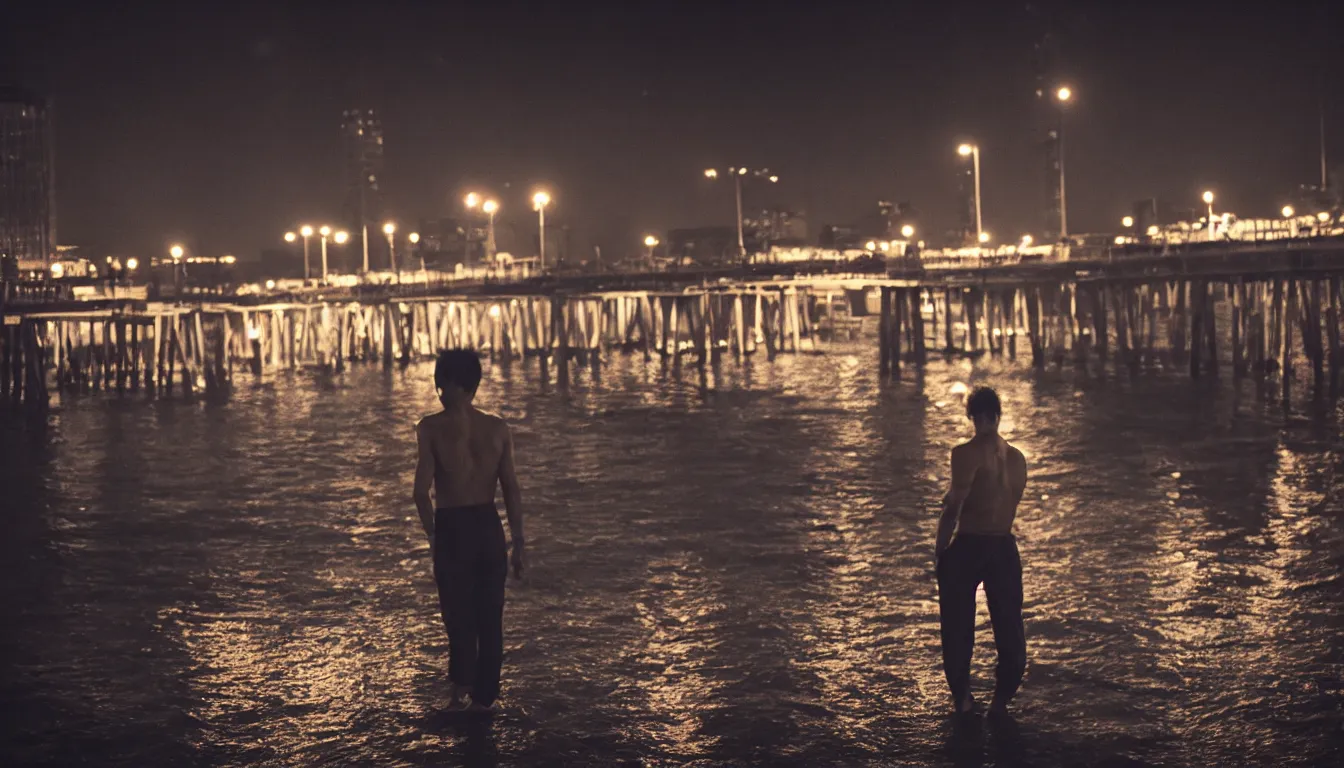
[434,349,482,395]
[966,386,1002,420]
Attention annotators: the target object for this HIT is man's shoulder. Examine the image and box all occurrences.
[470,408,510,433]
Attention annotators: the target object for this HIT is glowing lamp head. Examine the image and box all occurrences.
[737,167,748,176]
[1020,235,1033,247]
[319,226,331,237]
[265,279,276,290]
[125,257,139,271]
[482,199,499,214]
[1147,225,1160,236]
[465,192,480,209]
[299,225,314,238]
[900,224,915,238]
[1122,216,1134,228]
[1281,206,1295,218]
[1318,212,1331,222]
[1202,191,1214,205]
[382,222,396,235]
[1114,235,1127,245]
[957,143,974,156]
[532,191,551,210]
[221,254,237,265]
[408,232,420,244]
[644,235,659,247]
[284,231,297,243]
[865,240,877,251]
[333,231,349,244]
[978,231,991,243]
[170,244,184,259]
[768,175,779,183]
[704,168,718,179]
[50,262,64,279]
[1056,86,1072,102]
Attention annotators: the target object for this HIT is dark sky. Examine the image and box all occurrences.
[4,0,1341,261]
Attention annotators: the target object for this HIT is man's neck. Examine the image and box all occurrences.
[441,402,474,418]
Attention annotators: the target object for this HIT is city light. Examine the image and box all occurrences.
[409,232,420,244]
[465,192,481,209]
[126,258,139,271]
[1202,191,1214,204]
[265,279,276,290]
[957,144,974,156]
[865,240,877,251]
[703,168,718,179]
[1122,216,1134,228]
[300,225,314,238]
[319,226,331,237]
[1282,206,1295,218]
[768,175,779,183]
[383,222,396,235]
[170,244,184,259]
[738,167,747,176]
[978,231,991,243]
[1319,212,1331,222]
[50,263,64,279]
[1114,235,1126,245]
[482,199,499,214]
[1056,86,1073,102]
[488,305,502,319]
[221,255,237,265]
[1147,225,1160,236]
[1020,234,1033,247]
[900,224,915,238]
[284,231,297,243]
[334,231,349,244]
[644,235,660,247]
[532,191,551,210]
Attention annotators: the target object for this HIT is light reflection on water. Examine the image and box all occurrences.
[1,342,1342,767]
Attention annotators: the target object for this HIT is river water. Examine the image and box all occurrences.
[1,341,1342,767]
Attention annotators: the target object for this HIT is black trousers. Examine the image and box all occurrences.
[936,532,1026,706]
[433,504,508,707]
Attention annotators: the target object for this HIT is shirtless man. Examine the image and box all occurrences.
[413,349,524,711]
[934,386,1028,717]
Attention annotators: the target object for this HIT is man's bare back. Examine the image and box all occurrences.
[416,407,511,508]
[950,434,1027,536]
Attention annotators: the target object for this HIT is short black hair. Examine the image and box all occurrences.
[434,349,482,394]
[966,386,1002,420]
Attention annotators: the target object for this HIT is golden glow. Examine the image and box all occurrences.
[50,262,64,279]
[1114,235,1127,245]
[408,232,420,244]
[284,231,297,243]
[1202,190,1214,205]
[299,225,314,238]
[382,222,396,235]
[768,175,779,183]
[1056,86,1073,102]
[532,191,551,210]
[319,226,331,237]
[265,279,276,290]
[879,241,890,252]
[1147,225,1160,236]
[221,254,237,265]
[482,199,499,215]
[333,231,349,244]
[957,143,974,156]
[737,167,748,176]
[865,240,877,251]
[464,192,480,209]
[1020,234,1033,247]
[488,304,502,319]
[644,235,659,247]
[170,244,184,259]
[900,224,915,238]
[978,231,991,243]
[1318,212,1331,222]
[704,168,718,179]
[126,257,139,271]
[1281,206,1295,218]
[1122,216,1134,228]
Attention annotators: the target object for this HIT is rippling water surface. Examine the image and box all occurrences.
[2,342,1342,767]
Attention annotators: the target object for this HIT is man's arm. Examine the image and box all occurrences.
[413,421,435,543]
[935,445,977,558]
[498,424,525,575]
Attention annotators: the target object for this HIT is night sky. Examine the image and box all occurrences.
[4,0,1341,262]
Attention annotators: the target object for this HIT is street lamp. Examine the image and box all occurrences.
[298,225,314,280]
[643,234,660,267]
[1122,216,1134,228]
[1282,205,1295,218]
[408,232,424,281]
[900,224,915,239]
[126,257,139,272]
[169,244,184,260]
[978,231,991,244]
[482,199,499,262]
[704,166,777,261]
[382,222,396,277]
[533,191,551,271]
[1021,234,1034,248]
[957,143,982,242]
[1055,86,1074,238]
[317,226,345,282]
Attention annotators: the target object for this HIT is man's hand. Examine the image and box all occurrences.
[510,538,525,579]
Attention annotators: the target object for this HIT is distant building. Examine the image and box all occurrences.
[340,108,385,272]
[666,226,738,266]
[743,207,808,250]
[0,86,56,278]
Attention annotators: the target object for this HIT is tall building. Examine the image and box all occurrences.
[340,108,384,272]
[1034,31,1065,241]
[0,86,56,276]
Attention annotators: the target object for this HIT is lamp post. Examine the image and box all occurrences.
[643,234,660,268]
[704,167,778,262]
[298,225,313,280]
[382,222,396,279]
[1055,86,1073,238]
[169,244,185,294]
[464,192,481,264]
[482,200,499,263]
[957,144,982,242]
[533,191,551,271]
[408,232,422,283]
[318,227,347,282]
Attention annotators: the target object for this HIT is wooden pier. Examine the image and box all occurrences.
[2,241,1343,406]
